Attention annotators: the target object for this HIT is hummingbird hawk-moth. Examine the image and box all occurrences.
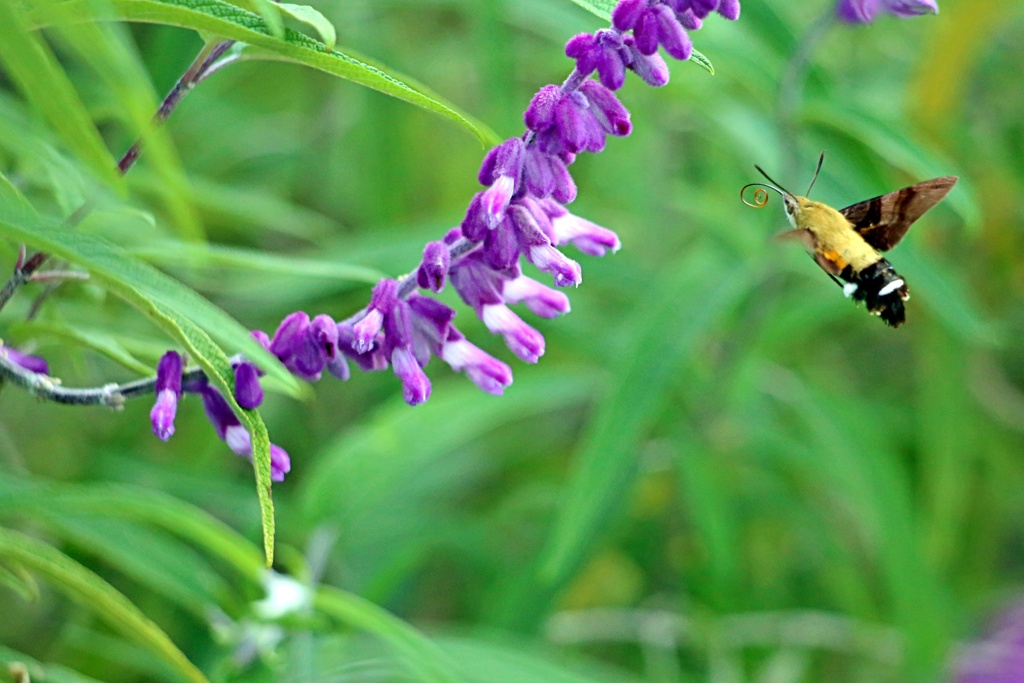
[742,154,957,328]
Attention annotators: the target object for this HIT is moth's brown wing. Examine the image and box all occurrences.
[840,176,958,251]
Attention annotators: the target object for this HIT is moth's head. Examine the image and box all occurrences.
[742,154,826,224]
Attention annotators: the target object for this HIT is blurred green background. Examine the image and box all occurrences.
[2,0,1023,681]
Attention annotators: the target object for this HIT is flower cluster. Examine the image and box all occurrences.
[149,0,743,479]
[837,0,938,23]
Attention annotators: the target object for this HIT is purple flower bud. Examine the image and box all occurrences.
[439,328,514,395]
[450,253,505,313]
[550,155,578,204]
[150,351,182,441]
[501,274,571,318]
[510,204,583,287]
[270,312,310,361]
[623,35,670,87]
[478,138,526,227]
[634,8,662,56]
[482,215,522,272]
[408,294,457,348]
[461,192,490,242]
[687,0,721,19]
[391,346,431,406]
[555,91,606,154]
[566,31,627,91]
[653,5,693,60]
[233,361,264,409]
[524,85,561,132]
[671,7,703,30]
[252,329,272,351]
[417,240,451,292]
[717,0,740,20]
[523,147,556,198]
[337,323,388,372]
[480,303,545,363]
[2,346,49,375]
[288,314,339,381]
[580,81,632,137]
[543,200,622,256]
[200,383,291,481]
[837,0,936,21]
[612,0,646,30]
[353,279,397,353]
[837,0,880,21]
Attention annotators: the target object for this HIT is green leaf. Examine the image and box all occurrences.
[28,0,498,146]
[243,0,284,38]
[0,560,40,602]
[278,3,336,51]
[566,0,614,20]
[314,586,463,683]
[11,320,155,375]
[0,206,299,396]
[690,48,715,75]
[0,526,211,683]
[0,3,122,188]
[130,241,384,283]
[0,477,265,582]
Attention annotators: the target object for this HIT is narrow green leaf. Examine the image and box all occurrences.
[0,4,122,188]
[130,241,384,283]
[690,48,715,75]
[315,586,463,683]
[0,526,210,683]
[537,254,752,599]
[28,0,497,146]
[0,560,40,602]
[566,0,614,20]
[0,477,265,582]
[11,320,155,375]
[0,207,299,395]
[278,3,336,51]
[0,646,107,683]
[245,0,284,38]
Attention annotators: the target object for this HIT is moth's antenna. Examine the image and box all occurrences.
[740,183,784,208]
[754,165,793,197]
[805,152,825,196]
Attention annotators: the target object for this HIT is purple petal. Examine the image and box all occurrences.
[524,85,561,132]
[270,312,310,360]
[480,303,546,363]
[501,274,571,318]
[233,361,264,409]
[391,346,431,406]
[439,330,514,395]
[150,389,178,441]
[612,0,646,30]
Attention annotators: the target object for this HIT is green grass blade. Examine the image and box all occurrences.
[0,526,211,683]
[0,3,121,187]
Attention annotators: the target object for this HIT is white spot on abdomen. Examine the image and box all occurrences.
[843,282,858,298]
[878,279,905,297]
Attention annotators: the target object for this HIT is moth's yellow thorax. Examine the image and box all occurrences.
[794,197,879,271]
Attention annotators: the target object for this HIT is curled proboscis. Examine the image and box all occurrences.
[740,182,783,208]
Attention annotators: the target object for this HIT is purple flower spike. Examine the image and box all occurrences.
[233,361,264,410]
[354,279,398,353]
[150,350,182,441]
[480,303,546,363]
[1,346,49,375]
[501,274,571,318]
[439,329,514,395]
[417,240,451,292]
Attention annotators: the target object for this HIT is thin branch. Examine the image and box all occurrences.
[0,352,206,407]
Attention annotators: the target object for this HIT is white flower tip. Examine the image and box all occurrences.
[253,571,312,620]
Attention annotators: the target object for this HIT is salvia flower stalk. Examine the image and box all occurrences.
[137,0,745,480]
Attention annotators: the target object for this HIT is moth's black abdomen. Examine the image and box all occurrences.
[838,259,910,328]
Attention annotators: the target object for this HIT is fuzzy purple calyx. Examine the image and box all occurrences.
[270,312,310,361]
[2,346,49,375]
[233,361,264,409]
[500,274,571,319]
[417,240,451,293]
